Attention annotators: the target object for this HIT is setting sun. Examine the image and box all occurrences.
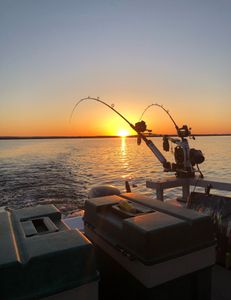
[118,129,129,137]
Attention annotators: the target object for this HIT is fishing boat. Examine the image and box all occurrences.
[1,179,230,300]
[1,98,231,299]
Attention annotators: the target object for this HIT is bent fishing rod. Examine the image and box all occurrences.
[70,97,170,170]
[70,97,204,177]
[140,103,192,139]
[139,102,204,177]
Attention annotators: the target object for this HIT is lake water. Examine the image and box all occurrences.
[0,136,230,214]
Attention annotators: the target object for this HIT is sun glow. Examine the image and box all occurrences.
[118,129,129,137]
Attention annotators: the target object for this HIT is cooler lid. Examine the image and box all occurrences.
[84,193,215,265]
[0,205,98,300]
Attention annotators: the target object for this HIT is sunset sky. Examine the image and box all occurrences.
[1,0,230,136]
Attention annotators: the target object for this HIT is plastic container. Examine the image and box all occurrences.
[0,205,99,300]
[84,193,216,300]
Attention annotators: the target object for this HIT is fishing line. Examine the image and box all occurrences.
[187,175,200,207]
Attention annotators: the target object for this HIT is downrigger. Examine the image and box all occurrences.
[134,103,205,178]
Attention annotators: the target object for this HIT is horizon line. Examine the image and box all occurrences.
[0,133,231,140]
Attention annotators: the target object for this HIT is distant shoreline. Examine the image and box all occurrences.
[0,134,230,140]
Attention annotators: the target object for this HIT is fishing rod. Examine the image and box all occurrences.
[140,103,179,131]
[70,97,170,170]
[139,103,205,177]
[139,103,192,139]
[70,97,204,178]
[70,97,135,129]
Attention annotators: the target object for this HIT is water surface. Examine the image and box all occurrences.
[0,136,230,213]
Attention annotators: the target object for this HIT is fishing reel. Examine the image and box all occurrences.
[162,130,205,178]
[134,121,152,145]
[134,121,147,133]
[177,125,191,138]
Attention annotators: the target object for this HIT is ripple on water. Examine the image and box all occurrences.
[0,137,230,213]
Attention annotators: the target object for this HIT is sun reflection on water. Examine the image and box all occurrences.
[120,137,132,179]
[120,137,127,157]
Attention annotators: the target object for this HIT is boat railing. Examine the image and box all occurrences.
[146,176,231,202]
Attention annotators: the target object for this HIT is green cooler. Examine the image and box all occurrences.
[0,205,98,300]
